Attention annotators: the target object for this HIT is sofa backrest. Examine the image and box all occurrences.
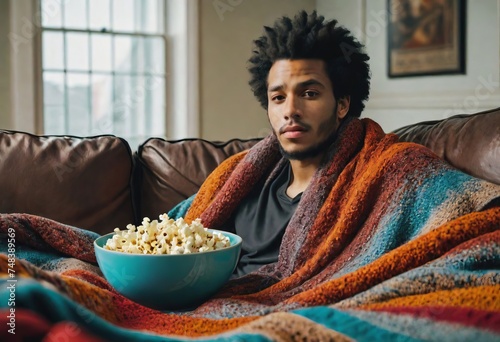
[0,131,136,235]
[392,107,500,186]
[135,138,261,220]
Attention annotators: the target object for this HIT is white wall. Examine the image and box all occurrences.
[1,0,43,133]
[317,0,500,132]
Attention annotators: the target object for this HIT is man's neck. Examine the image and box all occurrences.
[286,155,323,198]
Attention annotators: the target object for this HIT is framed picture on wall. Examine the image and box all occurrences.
[387,0,466,78]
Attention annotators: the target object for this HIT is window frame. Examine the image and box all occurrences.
[9,0,199,140]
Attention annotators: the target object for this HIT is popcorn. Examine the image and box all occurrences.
[104,215,230,255]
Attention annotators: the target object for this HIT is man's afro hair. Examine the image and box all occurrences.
[248,10,370,117]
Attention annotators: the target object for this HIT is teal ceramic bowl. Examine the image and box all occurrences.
[94,229,242,310]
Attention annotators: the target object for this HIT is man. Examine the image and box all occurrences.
[230,55,352,276]
[226,10,369,276]
[183,10,499,281]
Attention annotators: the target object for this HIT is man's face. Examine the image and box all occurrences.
[266,59,349,160]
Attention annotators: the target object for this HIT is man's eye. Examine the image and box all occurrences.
[303,91,318,98]
[272,95,285,101]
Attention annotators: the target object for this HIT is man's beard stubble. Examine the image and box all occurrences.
[275,105,341,161]
[277,128,338,161]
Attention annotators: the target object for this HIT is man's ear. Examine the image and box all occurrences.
[337,96,350,119]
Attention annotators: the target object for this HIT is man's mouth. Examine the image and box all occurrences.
[280,124,308,139]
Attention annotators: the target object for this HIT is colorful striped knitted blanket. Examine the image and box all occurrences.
[1,118,499,341]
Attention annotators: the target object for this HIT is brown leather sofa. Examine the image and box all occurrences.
[1,107,498,235]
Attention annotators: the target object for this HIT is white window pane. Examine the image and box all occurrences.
[128,76,144,136]
[112,0,135,32]
[66,32,89,71]
[114,35,133,72]
[141,0,163,34]
[117,75,147,145]
[67,73,90,136]
[89,0,111,31]
[113,75,133,136]
[135,76,147,137]
[91,34,112,72]
[42,31,64,70]
[133,37,145,73]
[146,76,165,136]
[43,71,66,134]
[41,0,63,28]
[43,72,65,106]
[130,37,144,73]
[63,0,88,29]
[44,106,66,134]
[144,37,165,74]
[91,74,113,134]
[133,0,142,33]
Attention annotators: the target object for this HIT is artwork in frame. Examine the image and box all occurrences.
[387,0,466,78]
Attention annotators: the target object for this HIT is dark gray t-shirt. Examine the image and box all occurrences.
[228,163,302,277]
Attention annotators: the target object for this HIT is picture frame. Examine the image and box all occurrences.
[387,0,466,78]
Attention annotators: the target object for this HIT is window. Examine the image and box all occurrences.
[40,0,166,147]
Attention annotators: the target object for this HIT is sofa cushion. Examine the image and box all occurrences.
[392,107,500,185]
[0,131,136,234]
[136,138,260,220]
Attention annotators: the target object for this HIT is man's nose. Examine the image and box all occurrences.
[283,95,302,120]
